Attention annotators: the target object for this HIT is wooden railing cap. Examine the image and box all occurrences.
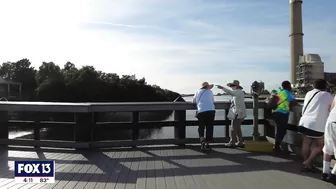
[0,100,302,113]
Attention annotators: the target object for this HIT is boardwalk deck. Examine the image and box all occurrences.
[0,145,335,189]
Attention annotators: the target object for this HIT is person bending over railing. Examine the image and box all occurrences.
[193,82,216,151]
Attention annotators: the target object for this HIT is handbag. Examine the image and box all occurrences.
[194,90,207,118]
[227,109,237,120]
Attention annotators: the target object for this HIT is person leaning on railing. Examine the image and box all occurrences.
[272,81,297,154]
[297,79,333,173]
[192,82,216,151]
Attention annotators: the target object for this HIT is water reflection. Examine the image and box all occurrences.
[10,96,265,140]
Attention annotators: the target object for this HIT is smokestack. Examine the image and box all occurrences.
[289,0,304,85]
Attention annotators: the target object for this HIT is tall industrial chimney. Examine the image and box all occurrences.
[289,0,304,85]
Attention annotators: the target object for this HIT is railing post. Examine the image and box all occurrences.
[225,109,229,138]
[252,93,260,140]
[33,113,41,147]
[174,110,186,146]
[74,112,93,144]
[91,112,98,142]
[0,111,8,147]
[132,112,139,141]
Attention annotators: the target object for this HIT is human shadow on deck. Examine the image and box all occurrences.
[0,146,325,184]
[0,147,10,172]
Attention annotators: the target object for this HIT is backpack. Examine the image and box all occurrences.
[265,94,280,110]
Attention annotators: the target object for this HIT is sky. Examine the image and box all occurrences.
[0,0,335,94]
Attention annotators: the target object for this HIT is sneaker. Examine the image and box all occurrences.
[321,173,330,182]
[224,142,236,148]
[273,146,282,153]
[329,174,336,185]
[236,142,244,148]
[205,144,211,150]
[201,142,206,151]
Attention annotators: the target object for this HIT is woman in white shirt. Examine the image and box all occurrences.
[192,82,216,151]
[217,80,246,147]
[322,94,336,184]
[298,79,333,172]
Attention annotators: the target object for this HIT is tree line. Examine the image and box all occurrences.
[0,59,180,102]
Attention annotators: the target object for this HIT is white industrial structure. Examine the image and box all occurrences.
[296,54,324,88]
[289,0,333,90]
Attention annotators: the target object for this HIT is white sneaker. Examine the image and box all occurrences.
[224,142,236,147]
[201,141,206,151]
[235,142,244,148]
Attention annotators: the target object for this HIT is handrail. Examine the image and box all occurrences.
[0,100,302,112]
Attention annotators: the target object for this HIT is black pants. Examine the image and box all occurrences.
[197,110,215,142]
[272,112,289,147]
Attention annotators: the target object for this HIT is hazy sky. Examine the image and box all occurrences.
[0,0,335,94]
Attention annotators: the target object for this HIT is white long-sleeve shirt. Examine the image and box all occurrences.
[221,87,246,119]
[327,95,336,121]
[192,89,215,113]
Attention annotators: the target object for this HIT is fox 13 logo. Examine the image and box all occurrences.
[14,161,55,183]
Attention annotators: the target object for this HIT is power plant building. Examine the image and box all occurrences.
[296,54,324,87]
[289,0,304,85]
[289,1,335,89]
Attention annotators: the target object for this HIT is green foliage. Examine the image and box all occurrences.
[331,87,336,94]
[0,59,37,100]
[37,62,63,85]
[0,59,180,102]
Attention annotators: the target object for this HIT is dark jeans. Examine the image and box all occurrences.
[272,112,289,147]
[197,110,215,142]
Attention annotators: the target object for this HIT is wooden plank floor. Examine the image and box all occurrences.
[0,145,335,189]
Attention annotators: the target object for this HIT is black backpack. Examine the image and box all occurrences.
[265,94,281,110]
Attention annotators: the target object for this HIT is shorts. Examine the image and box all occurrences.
[323,120,336,156]
[298,126,324,138]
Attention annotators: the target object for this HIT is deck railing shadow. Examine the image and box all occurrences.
[0,145,324,183]
[36,149,47,160]
[0,149,9,172]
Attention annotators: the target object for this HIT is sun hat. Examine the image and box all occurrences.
[201,82,214,89]
[227,80,243,89]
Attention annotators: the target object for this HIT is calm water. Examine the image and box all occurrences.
[8,95,264,140]
[148,96,264,139]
